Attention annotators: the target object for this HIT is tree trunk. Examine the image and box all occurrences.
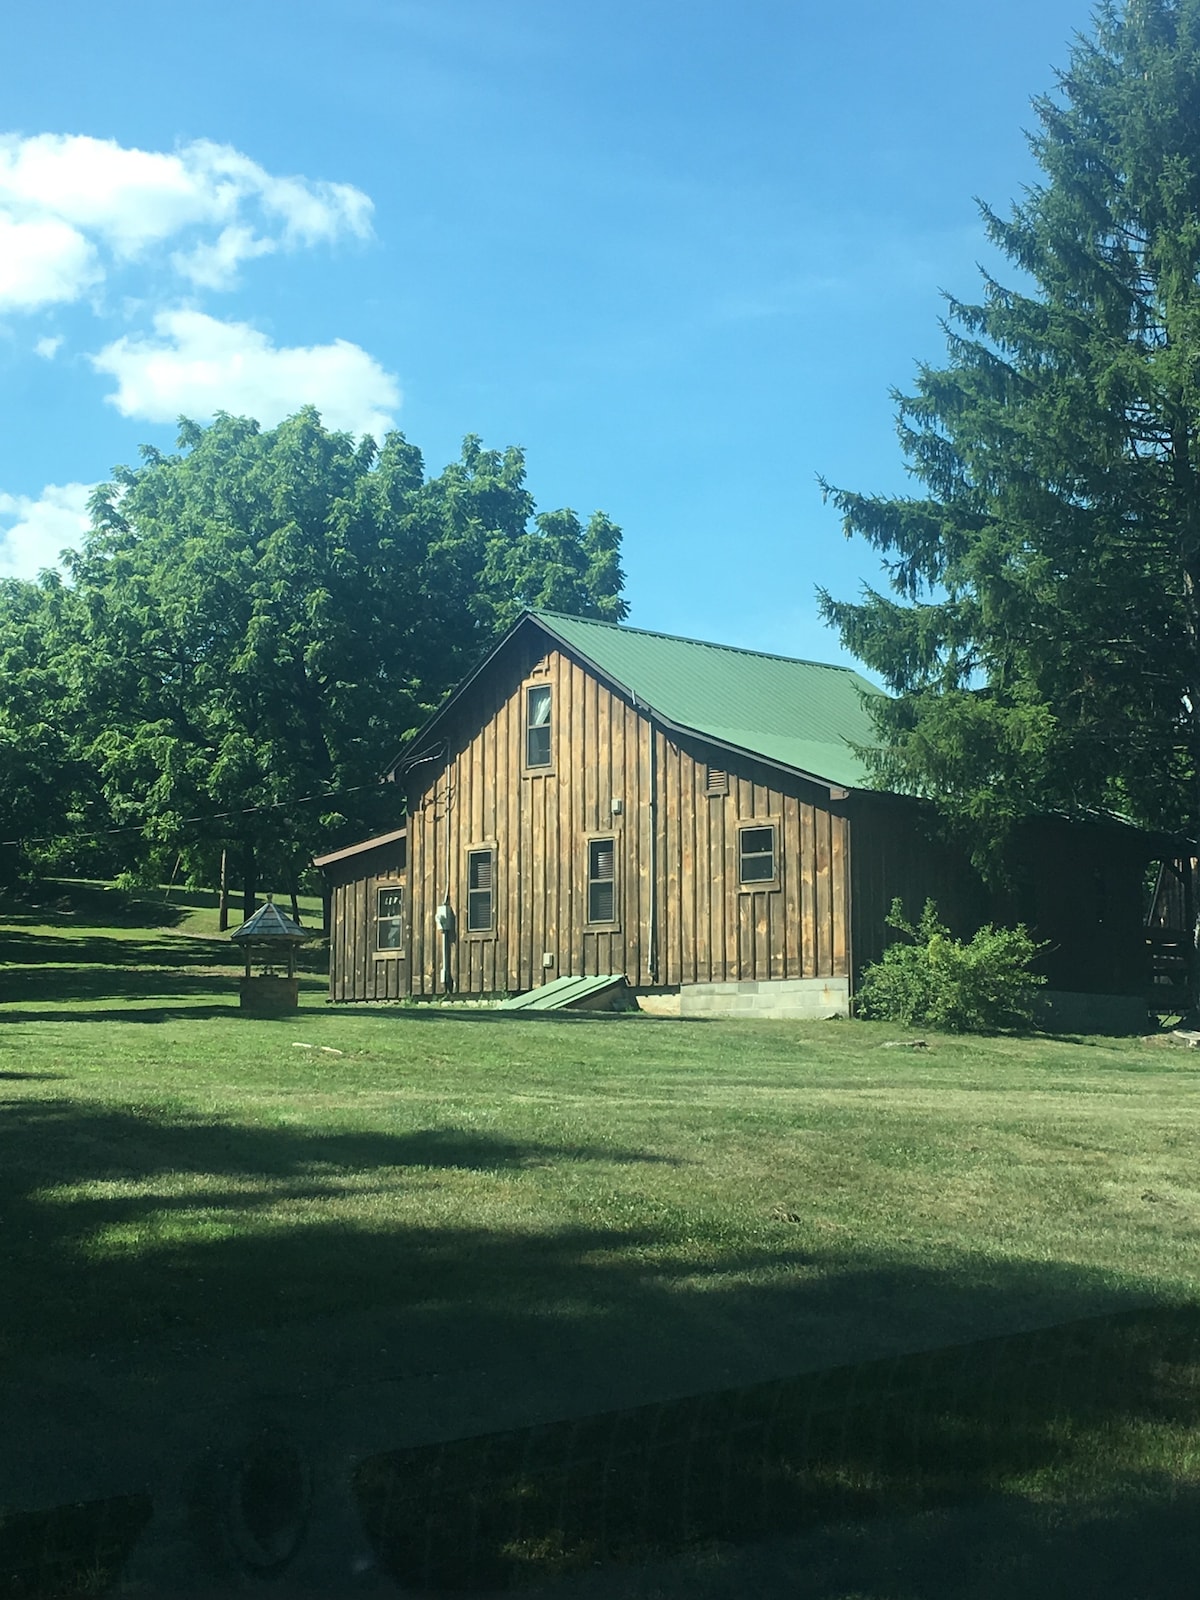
[218,848,229,932]
[242,841,257,924]
[289,878,300,924]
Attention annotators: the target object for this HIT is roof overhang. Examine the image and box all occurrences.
[312,826,407,870]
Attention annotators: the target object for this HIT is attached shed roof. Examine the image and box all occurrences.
[312,827,407,869]
[533,611,884,790]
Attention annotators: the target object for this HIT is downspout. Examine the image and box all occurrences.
[842,795,854,1012]
[434,769,456,994]
[436,898,456,993]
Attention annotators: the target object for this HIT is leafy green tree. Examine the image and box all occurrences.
[37,408,625,912]
[0,574,100,884]
[819,1,1200,863]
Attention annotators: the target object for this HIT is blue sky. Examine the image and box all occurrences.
[2,0,1092,666]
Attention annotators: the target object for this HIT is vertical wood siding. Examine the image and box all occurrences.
[406,645,653,995]
[393,643,851,999]
[326,841,407,1002]
[657,729,850,990]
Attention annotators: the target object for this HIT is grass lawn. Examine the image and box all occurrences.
[2,880,1199,1594]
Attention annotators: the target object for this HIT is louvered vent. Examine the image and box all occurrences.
[706,765,729,796]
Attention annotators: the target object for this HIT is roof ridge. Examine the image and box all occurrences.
[532,609,870,678]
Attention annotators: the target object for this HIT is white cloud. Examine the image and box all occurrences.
[172,224,277,291]
[0,214,99,309]
[0,133,373,307]
[34,335,63,359]
[0,482,92,580]
[92,310,401,439]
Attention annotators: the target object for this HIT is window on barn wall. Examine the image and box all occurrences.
[739,825,776,885]
[376,886,404,950]
[587,837,617,923]
[467,849,495,932]
[526,685,552,768]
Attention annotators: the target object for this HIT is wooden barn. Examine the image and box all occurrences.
[315,610,1160,1027]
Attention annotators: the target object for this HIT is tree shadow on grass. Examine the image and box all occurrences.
[0,923,330,1013]
[1,927,328,1010]
[0,1091,1187,1385]
[0,1003,244,1024]
[1,1096,1197,1596]
[0,881,186,931]
[1,966,242,1007]
[517,1474,1200,1600]
[351,1302,1200,1597]
[0,1003,326,1024]
[0,1098,689,1359]
[0,925,242,1010]
[0,929,230,965]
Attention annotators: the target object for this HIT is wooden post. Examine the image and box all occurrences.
[242,841,257,924]
[218,848,229,932]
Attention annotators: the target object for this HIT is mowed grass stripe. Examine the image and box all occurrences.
[2,878,1198,1372]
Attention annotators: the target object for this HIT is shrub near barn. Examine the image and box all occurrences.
[855,899,1045,1033]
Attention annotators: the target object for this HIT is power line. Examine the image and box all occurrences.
[0,738,441,851]
[0,780,386,850]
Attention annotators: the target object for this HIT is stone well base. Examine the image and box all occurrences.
[239,975,300,1014]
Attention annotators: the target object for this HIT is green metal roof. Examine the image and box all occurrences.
[533,612,884,789]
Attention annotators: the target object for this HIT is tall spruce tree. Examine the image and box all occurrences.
[819,0,1200,865]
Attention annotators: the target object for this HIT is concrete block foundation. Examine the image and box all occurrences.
[670,976,851,1021]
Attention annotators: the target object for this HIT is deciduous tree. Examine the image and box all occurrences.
[6,409,626,908]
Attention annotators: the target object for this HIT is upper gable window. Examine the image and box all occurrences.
[739,824,776,885]
[526,685,552,768]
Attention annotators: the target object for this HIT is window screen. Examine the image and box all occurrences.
[376,886,404,950]
[526,685,552,767]
[467,849,494,932]
[588,837,616,923]
[739,825,776,884]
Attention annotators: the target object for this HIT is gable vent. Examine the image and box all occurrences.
[705,765,729,797]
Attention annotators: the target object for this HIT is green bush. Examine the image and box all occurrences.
[856,898,1046,1033]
